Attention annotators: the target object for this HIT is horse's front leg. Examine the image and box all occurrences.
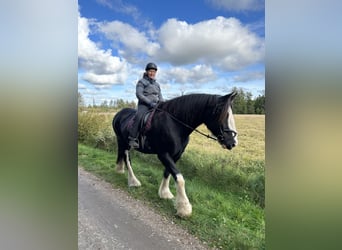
[158,153,192,217]
[174,173,192,217]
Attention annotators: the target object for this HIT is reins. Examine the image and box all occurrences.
[155,107,219,141]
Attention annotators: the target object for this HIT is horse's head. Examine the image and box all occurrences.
[206,92,238,150]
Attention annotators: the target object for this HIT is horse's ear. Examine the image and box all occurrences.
[230,91,237,101]
[219,92,237,103]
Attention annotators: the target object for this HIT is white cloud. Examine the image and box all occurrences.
[82,72,125,87]
[95,16,264,71]
[78,83,87,89]
[78,13,128,86]
[96,0,139,16]
[95,0,151,28]
[206,0,264,11]
[232,71,264,83]
[156,17,264,70]
[97,20,160,63]
[163,65,217,84]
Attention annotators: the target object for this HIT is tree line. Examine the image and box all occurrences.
[78,93,136,111]
[230,87,265,114]
[78,87,265,114]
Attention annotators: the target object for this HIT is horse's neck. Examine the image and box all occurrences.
[173,103,208,129]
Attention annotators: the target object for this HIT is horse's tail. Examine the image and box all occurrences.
[112,112,120,135]
[112,110,125,136]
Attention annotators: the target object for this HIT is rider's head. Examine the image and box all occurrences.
[145,62,158,71]
[145,62,158,79]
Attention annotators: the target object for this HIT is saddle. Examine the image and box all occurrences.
[127,108,157,150]
[141,108,156,133]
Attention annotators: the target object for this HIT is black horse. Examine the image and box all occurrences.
[112,92,238,217]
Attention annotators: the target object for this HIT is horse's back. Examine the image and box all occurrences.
[113,108,136,135]
[114,108,136,119]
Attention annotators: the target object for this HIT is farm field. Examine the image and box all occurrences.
[78,111,265,249]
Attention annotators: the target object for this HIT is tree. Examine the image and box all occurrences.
[100,100,108,108]
[92,97,96,108]
[109,100,114,108]
[78,92,85,109]
[254,94,265,114]
[230,87,265,114]
[231,87,247,114]
[246,92,255,114]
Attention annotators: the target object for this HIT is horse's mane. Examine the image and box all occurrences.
[158,94,225,124]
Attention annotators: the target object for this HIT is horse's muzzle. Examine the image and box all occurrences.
[221,143,236,150]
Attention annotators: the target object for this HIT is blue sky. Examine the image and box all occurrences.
[78,0,265,106]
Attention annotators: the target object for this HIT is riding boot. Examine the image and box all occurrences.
[128,103,148,149]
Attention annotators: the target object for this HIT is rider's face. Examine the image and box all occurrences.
[147,69,157,79]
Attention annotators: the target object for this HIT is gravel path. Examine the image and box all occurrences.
[78,167,211,250]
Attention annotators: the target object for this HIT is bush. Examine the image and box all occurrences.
[78,111,116,151]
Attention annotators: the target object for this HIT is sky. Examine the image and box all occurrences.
[78,0,265,106]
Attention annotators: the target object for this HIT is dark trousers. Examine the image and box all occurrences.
[129,104,150,139]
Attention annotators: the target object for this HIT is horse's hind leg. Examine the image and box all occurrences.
[116,139,125,173]
[124,150,141,187]
[158,170,174,199]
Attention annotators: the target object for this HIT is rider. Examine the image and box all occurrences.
[128,62,164,148]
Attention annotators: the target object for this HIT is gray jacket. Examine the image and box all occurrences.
[136,74,164,106]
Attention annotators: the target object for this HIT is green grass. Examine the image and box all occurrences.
[78,113,265,249]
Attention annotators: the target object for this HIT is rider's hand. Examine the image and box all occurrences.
[149,102,157,108]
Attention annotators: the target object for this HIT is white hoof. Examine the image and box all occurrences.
[116,167,125,174]
[159,189,174,199]
[128,177,141,187]
[116,162,125,174]
[176,201,192,218]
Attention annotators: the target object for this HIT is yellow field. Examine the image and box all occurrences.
[188,114,265,163]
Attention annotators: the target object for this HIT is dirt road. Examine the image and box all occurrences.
[78,167,210,250]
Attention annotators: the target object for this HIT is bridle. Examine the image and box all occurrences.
[155,107,238,143]
[216,127,238,144]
